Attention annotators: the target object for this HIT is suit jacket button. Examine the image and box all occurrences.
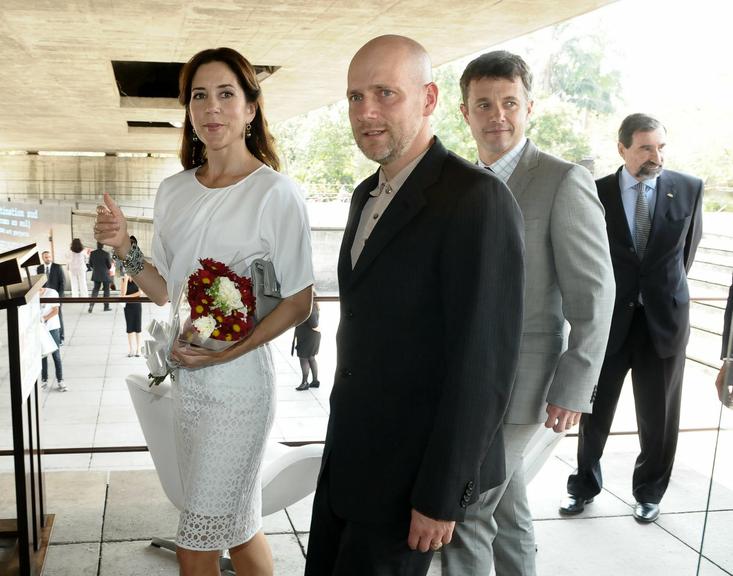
[629,246,635,253]
[628,302,635,308]
[340,368,352,378]
[347,308,354,318]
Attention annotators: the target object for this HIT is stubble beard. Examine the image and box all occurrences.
[355,130,399,165]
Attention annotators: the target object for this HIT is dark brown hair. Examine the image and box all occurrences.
[460,50,533,104]
[70,238,84,253]
[178,47,280,171]
[618,113,665,148]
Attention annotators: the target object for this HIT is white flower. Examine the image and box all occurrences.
[192,315,216,340]
[210,276,244,315]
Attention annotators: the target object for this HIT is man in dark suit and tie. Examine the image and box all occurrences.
[37,250,66,343]
[561,113,703,523]
[88,242,112,312]
[304,35,525,576]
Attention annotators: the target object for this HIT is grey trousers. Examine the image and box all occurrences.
[441,423,543,576]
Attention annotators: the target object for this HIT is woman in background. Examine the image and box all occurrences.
[294,297,321,391]
[120,253,144,357]
[68,238,88,297]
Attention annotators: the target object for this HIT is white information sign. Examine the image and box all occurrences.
[18,292,43,399]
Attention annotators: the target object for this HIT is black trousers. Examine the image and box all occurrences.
[305,464,434,576]
[58,305,64,341]
[90,281,111,311]
[568,306,686,504]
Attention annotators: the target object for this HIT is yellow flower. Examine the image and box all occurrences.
[195,305,204,314]
[202,278,211,285]
[233,324,241,333]
[225,334,232,341]
[212,329,220,337]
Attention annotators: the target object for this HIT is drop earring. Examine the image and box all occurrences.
[245,123,252,139]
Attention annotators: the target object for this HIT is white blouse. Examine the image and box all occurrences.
[151,165,314,302]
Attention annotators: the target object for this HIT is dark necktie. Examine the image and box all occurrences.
[45,265,50,275]
[634,181,651,259]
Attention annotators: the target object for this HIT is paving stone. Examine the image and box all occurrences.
[45,471,107,543]
[285,493,315,533]
[100,540,178,576]
[658,510,733,571]
[534,516,702,575]
[103,470,178,541]
[44,542,99,576]
[263,509,293,534]
[270,533,306,573]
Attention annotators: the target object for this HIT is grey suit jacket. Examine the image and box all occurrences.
[503,140,615,423]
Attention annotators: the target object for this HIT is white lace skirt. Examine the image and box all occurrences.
[173,344,276,551]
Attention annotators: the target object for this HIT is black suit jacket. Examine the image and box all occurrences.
[322,138,525,524]
[597,167,703,359]
[88,248,112,283]
[37,262,65,295]
[723,274,732,360]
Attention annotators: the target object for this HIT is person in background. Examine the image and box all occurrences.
[40,285,65,392]
[88,242,112,312]
[121,252,144,357]
[562,113,703,524]
[37,250,66,344]
[68,238,89,298]
[715,274,732,406]
[442,50,614,576]
[294,296,321,391]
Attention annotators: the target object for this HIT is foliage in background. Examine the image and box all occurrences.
[544,30,622,118]
[272,25,628,197]
[527,101,592,162]
[275,103,372,201]
[430,66,476,161]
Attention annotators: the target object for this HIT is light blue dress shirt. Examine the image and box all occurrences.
[620,166,659,246]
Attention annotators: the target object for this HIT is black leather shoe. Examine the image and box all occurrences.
[295,381,310,391]
[633,502,660,523]
[309,380,320,388]
[559,495,594,515]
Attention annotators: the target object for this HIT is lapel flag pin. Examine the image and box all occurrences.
[666,193,674,198]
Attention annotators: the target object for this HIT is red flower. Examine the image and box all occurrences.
[185,259,256,344]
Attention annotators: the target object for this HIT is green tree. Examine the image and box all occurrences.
[275,102,372,200]
[544,32,621,120]
[527,103,592,162]
[431,65,476,161]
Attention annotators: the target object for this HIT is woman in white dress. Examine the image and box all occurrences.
[93,47,314,576]
[68,238,89,297]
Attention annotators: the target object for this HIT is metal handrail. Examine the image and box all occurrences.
[6,293,725,458]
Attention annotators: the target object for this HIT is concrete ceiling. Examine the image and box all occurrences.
[0,0,614,154]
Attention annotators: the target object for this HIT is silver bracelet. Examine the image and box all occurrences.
[113,238,145,276]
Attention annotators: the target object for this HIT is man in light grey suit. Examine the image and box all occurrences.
[442,51,615,575]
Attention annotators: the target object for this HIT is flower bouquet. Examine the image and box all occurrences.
[145,258,256,385]
[178,258,256,350]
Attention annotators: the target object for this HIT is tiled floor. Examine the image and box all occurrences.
[1,296,732,574]
[1,430,732,575]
